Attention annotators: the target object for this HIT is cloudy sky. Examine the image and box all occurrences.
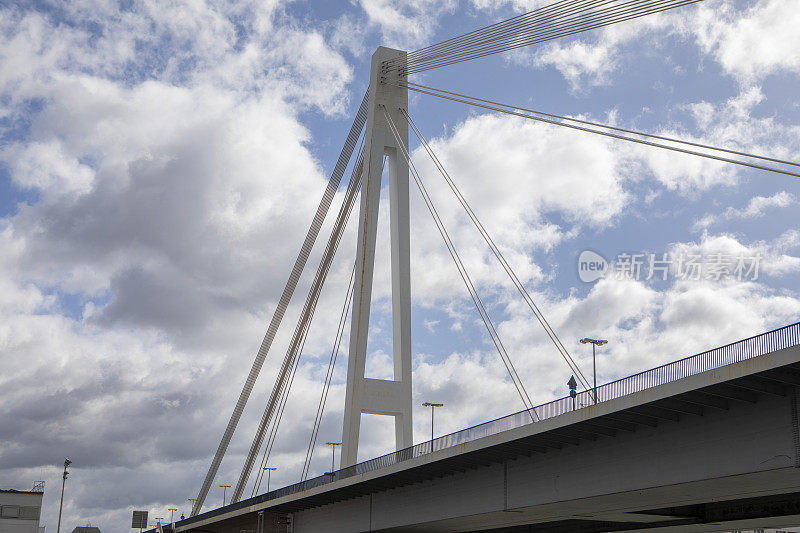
[1,0,799,530]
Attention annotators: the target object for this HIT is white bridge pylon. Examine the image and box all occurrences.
[341,46,412,468]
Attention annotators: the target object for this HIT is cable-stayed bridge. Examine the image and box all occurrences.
[147,1,800,531]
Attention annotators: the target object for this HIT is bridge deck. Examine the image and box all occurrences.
[173,322,800,532]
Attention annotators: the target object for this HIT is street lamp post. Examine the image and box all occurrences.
[422,402,444,449]
[263,467,277,493]
[187,498,197,515]
[168,508,177,531]
[580,338,608,404]
[324,442,341,476]
[56,458,71,533]
[218,485,231,507]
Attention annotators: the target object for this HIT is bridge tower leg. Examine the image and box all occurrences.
[341,46,411,468]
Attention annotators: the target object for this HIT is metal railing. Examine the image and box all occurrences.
[179,321,800,526]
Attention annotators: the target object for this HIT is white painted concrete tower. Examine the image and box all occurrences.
[341,46,412,468]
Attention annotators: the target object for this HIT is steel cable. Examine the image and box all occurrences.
[400,0,603,66]
[403,110,592,391]
[403,0,702,74]
[403,82,800,170]
[401,84,800,179]
[400,0,655,69]
[297,154,388,482]
[382,106,539,420]
[191,89,368,517]
[252,304,312,494]
[250,143,366,496]
[402,0,582,62]
[235,139,367,503]
[250,150,364,496]
[381,0,703,75]
[300,261,356,482]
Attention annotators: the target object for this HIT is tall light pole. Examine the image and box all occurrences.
[324,442,341,475]
[168,508,177,530]
[580,338,608,404]
[187,498,197,514]
[422,402,444,449]
[56,458,71,533]
[218,484,231,506]
[263,467,277,492]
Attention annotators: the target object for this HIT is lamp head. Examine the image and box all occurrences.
[580,338,608,346]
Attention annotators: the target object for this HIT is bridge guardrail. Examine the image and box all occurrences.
[180,321,800,526]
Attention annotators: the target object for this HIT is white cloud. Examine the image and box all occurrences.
[351,109,636,315]
[420,114,628,223]
[505,7,675,91]
[389,112,632,307]
[381,95,798,312]
[409,233,800,443]
[738,191,796,217]
[2,81,335,328]
[691,0,800,82]
[625,86,800,193]
[0,1,351,115]
[669,231,800,278]
[502,0,799,91]
[423,318,440,332]
[330,14,370,56]
[693,191,797,231]
[357,0,457,50]
[0,1,360,530]
[527,39,618,90]
[3,141,94,198]
[469,0,540,10]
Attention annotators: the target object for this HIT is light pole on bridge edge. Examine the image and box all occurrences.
[218,484,231,507]
[325,442,341,476]
[263,467,277,493]
[580,338,608,404]
[422,402,444,450]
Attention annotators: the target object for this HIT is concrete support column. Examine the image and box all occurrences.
[341,46,412,468]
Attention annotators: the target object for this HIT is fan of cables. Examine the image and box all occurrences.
[385,0,704,75]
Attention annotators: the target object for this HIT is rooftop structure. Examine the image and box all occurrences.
[0,485,44,533]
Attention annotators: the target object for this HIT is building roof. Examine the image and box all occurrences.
[0,489,42,495]
[71,527,102,533]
